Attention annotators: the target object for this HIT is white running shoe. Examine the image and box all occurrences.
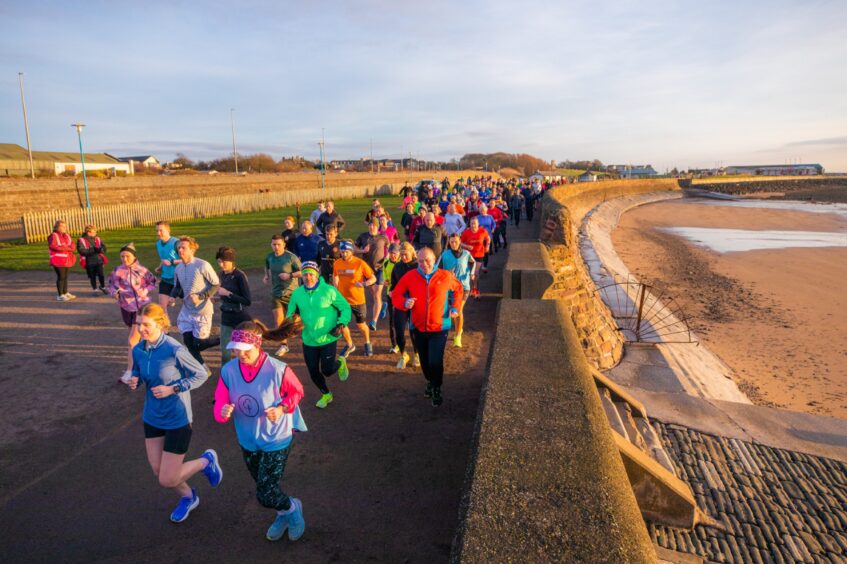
[275,344,290,357]
[64,293,77,300]
[56,294,68,301]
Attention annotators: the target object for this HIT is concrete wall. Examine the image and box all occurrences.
[689,177,847,195]
[451,300,656,563]
[536,179,680,369]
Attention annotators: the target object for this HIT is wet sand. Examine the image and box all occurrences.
[613,199,847,418]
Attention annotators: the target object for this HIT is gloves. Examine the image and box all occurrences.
[329,324,345,338]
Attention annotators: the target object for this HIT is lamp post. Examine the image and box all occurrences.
[71,123,92,223]
[318,128,326,190]
[230,108,239,174]
[18,73,35,178]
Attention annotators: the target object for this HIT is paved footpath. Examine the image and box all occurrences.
[0,219,534,562]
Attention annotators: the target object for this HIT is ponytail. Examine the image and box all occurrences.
[234,316,303,343]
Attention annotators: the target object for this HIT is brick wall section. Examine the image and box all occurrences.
[538,179,680,369]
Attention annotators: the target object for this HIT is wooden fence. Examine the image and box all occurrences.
[22,183,397,243]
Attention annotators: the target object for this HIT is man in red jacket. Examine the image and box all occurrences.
[391,247,464,406]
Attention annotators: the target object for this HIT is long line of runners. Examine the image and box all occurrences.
[43,174,551,541]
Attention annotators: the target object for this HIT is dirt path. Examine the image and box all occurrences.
[0,222,527,561]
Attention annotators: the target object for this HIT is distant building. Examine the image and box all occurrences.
[0,143,132,176]
[530,170,563,183]
[609,164,658,179]
[725,164,823,176]
[578,170,598,182]
[118,155,161,172]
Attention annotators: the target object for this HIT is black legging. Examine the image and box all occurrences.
[513,210,521,227]
[411,329,449,387]
[182,332,220,365]
[393,308,417,355]
[302,341,340,394]
[53,266,69,295]
[85,264,104,290]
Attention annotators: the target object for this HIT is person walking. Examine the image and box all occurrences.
[439,234,475,348]
[48,219,76,301]
[215,246,252,365]
[76,224,108,295]
[128,303,223,524]
[389,242,418,369]
[286,261,351,408]
[293,220,321,263]
[263,234,302,357]
[510,190,525,228]
[155,222,182,311]
[391,248,464,406]
[333,240,376,357]
[169,236,221,371]
[214,319,307,541]
[108,242,157,384]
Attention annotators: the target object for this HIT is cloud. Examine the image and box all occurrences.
[785,136,847,147]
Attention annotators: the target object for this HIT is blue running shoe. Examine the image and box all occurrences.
[368,320,377,332]
[170,488,199,523]
[266,511,289,541]
[379,302,388,319]
[340,344,356,358]
[201,449,223,488]
[288,498,305,541]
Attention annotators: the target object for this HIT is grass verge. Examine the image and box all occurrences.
[0,196,404,271]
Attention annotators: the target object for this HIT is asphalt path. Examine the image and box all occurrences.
[0,221,529,562]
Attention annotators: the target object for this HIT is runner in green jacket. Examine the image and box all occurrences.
[286,261,352,408]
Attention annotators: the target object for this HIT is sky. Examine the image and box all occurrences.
[1,0,846,172]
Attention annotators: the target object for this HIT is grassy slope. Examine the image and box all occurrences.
[0,196,404,271]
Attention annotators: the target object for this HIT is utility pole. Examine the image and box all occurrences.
[318,128,326,190]
[230,108,239,174]
[71,123,92,223]
[370,138,374,174]
[18,73,35,178]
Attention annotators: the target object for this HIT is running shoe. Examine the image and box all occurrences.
[337,357,349,381]
[201,449,223,488]
[453,334,463,348]
[119,370,133,385]
[56,294,68,301]
[340,344,356,358]
[316,392,333,409]
[389,345,400,354]
[364,342,373,357]
[424,382,433,398]
[92,290,101,297]
[64,293,77,300]
[99,287,108,295]
[287,498,306,541]
[368,320,377,332]
[379,302,388,319]
[396,352,409,369]
[412,354,420,368]
[432,387,443,407]
[275,344,289,357]
[170,488,199,523]
[266,511,289,541]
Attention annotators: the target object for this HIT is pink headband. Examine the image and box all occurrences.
[230,330,262,347]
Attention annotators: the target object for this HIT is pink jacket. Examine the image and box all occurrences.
[107,262,157,312]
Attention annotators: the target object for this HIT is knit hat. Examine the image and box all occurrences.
[339,240,354,252]
[120,242,137,257]
[215,246,236,262]
[301,261,320,274]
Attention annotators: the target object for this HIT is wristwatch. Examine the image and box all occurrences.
[172,384,180,394]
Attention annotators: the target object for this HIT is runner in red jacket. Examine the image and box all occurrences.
[391,247,463,406]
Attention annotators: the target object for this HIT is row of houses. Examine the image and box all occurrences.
[0,143,161,177]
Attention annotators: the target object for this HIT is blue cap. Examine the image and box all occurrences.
[339,240,354,251]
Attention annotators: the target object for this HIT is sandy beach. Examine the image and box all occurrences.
[612,198,847,418]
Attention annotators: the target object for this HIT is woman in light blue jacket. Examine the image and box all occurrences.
[438,233,475,348]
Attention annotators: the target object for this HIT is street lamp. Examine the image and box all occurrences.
[71,123,92,222]
[18,73,35,179]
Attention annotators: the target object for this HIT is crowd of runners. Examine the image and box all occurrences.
[44,174,549,541]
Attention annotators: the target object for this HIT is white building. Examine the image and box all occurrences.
[0,143,132,176]
[725,164,823,176]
